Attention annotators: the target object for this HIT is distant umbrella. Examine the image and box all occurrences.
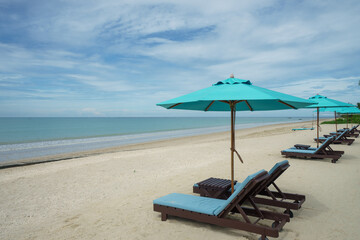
[320,107,360,128]
[306,95,355,147]
[157,75,314,192]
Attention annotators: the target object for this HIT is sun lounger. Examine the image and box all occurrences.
[353,124,360,133]
[316,129,355,145]
[154,170,290,240]
[329,125,359,138]
[339,124,360,134]
[328,131,359,138]
[281,136,342,163]
[193,160,305,218]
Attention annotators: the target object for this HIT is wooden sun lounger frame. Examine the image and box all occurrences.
[154,171,290,240]
[317,130,355,146]
[193,162,305,218]
[328,126,359,138]
[281,137,342,163]
[334,132,359,138]
[352,125,360,133]
[341,125,360,133]
[325,132,358,140]
[251,162,305,218]
[302,145,344,156]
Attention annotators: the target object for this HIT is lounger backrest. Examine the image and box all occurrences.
[265,160,290,187]
[314,136,335,154]
[268,160,289,176]
[335,129,348,141]
[214,170,269,216]
[348,126,357,133]
[354,125,360,132]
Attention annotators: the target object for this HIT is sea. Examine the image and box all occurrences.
[0,117,311,164]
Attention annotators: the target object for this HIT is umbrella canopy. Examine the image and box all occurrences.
[306,94,355,146]
[319,107,360,128]
[157,76,314,192]
[306,95,354,109]
[319,107,360,114]
[158,78,313,111]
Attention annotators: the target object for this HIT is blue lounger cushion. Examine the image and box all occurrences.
[268,160,289,175]
[154,169,266,216]
[282,149,317,154]
[232,161,288,192]
[153,193,226,215]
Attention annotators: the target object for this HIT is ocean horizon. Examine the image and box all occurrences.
[0,117,313,163]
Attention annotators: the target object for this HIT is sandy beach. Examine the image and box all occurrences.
[0,121,359,240]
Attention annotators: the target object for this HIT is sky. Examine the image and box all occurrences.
[0,0,359,117]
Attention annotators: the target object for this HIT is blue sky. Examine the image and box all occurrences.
[0,0,359,117]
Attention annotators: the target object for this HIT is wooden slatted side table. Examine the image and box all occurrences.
[196,177,237,199]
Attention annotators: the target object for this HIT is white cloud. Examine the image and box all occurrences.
[65,74,148,92]
[270,76,360,104]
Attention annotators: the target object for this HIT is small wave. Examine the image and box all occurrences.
[0,119,306,163]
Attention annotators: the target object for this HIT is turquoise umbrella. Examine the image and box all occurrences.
[319,107,360,128]
[306,95,355,147]
[320,107,360,114]
[157,76,314,192]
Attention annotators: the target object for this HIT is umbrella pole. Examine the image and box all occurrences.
[230,103,235,193]
[334,111,337,132]
[317,107,319,148]
[347,113,349,128]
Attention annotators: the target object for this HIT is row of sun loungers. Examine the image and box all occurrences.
[153,125,358,239]
[318,129,355,145]
[282,125,358,163]
[340,125,360,134]
[332,126,359,138]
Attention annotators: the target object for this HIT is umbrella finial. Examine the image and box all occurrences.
[230,73,234,78]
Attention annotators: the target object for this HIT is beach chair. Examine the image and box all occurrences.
[193,160,305,218]
[154,170,290,240]
[352,124,360,133]
[316,129,355,145]
[281,136,342,163]
[329,125,359,138]
[339,124,359,133]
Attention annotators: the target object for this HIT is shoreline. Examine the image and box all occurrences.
[0,118,313,165]
[1,116,311,145]
[0,120,315,169]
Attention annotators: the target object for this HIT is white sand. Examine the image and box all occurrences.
[0,122,359,240]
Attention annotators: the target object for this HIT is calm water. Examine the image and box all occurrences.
[0,117,309,163]
[0,117,230,144]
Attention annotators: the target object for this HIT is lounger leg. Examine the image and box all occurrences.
[161,213,168,221]
[259,235,268,240]
[283,209,294,218]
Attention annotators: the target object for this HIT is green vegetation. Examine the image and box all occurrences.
[322,114,360,124]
